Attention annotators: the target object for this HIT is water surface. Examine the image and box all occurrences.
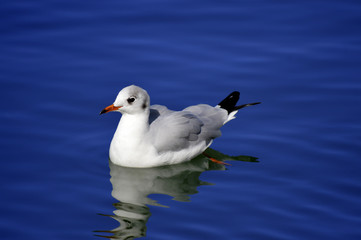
[1,0,361,239]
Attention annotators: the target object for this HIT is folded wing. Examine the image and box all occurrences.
[149,104,228,153]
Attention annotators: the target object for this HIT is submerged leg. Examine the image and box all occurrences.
[202,152,231,166]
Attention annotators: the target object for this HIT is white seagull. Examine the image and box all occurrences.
[100,85,260,168]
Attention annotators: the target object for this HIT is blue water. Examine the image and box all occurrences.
[1,0,361,239]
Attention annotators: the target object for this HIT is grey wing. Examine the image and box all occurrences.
[184,104,228,140]
[148,104,228,153]
[149,105,173,125]
[148,110,204,153]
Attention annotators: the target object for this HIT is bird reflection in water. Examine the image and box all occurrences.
[94,148,258,239]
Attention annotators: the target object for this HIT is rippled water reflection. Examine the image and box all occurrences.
[1,0,361,239]
[95,149,257,239]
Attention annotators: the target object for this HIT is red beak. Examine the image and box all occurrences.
[100,104,121,115]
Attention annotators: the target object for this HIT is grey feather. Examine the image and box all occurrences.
[148,104,228,153]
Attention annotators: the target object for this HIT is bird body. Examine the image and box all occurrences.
[100,85,259,168]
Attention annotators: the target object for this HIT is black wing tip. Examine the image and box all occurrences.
[234,101,261,110]
[229,91,240,98]
[218,91,260,114]
[218,91,240,114]
[248,101,262,106]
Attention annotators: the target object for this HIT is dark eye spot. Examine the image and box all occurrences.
[127,97,135,104]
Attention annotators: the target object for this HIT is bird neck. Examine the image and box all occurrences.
[115,110,150,139]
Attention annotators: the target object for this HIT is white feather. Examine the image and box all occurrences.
[106,85,239,168]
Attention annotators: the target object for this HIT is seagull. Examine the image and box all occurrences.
[100,85,260,168]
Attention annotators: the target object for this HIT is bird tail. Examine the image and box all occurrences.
[217,91,261,123]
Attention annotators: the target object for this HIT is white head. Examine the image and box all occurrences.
[100,85,150,115]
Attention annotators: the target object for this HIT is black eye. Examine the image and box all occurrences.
[127,97,135,104]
